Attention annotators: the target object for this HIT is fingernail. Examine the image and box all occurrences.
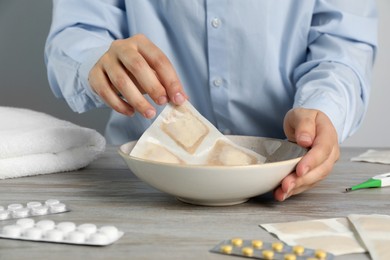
[144,109,156,119]
[298,134,312,144]
[157,95,168,105]
[174,92,185,105]
[282,193,288,201]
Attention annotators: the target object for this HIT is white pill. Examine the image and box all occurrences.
[16,218,35,229]
[49,203,67,213]
[2,225,22,238]
[57,222,76,234]
[12,208,30,218]
[27,201,42,209]
[23,227,43,240]
[45,229,64,241]
[45,199,60,206]
[77,223,97,238]
[7,204,23,211]
[0,210,10,220]
[88,233,109,245]
[99,226,119,240]
[36,220,56,232]
[67,231,86,243]
[0,206,4,211]
[31,205,49,216]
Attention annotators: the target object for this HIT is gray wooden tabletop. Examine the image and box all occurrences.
[1,146,389,260]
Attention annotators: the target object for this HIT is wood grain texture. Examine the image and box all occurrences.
[1,147,389,259]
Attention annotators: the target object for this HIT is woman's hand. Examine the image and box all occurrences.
[274,108,340,201]
[88,34,187,118]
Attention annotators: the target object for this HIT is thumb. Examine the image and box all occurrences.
[284,108,317,148]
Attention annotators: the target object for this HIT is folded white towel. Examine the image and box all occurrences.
[0,107,106,179]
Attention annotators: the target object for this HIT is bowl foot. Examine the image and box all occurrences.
[177,197,249,206]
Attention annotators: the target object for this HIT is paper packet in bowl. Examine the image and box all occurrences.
[130,101,266,166]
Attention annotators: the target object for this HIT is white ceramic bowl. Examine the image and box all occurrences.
[119,135,306,206]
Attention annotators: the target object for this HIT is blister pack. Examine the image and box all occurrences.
[210,238,335,260]
[0,218,123,246]
[0,199,69,220]
[130,101,266,166]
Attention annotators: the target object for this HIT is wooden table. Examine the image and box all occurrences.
[1,146,389,260]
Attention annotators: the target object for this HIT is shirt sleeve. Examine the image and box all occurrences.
[44,0,127,113]
[292,0,377,143]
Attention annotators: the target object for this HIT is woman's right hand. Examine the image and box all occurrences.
[88,34,187,118]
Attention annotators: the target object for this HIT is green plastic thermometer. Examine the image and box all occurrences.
[345,172,390,192]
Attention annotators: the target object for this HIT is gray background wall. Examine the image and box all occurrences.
[0,0,389,147]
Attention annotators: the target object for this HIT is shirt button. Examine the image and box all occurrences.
[213,78,222,87]
[211,18,221,28]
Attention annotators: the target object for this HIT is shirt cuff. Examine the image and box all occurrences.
[78,45,111,108]
[293,92,345,144]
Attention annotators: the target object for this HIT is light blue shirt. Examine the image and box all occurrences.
[45,0,377,145]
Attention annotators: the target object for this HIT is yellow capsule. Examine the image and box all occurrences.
[251,239,263,249]
[220,245,233,254]
[242,247,254,257]
[306,258,318,260]
[293,245,305,255]
[262,250,274,260]
[231,238,243,247]
[315,249,327,259]
[272,242,284,252]
[284,253,296,260]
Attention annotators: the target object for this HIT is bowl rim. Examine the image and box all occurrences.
[118,136,307,170]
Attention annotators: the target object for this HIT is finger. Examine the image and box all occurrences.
[284,109,316,147]
[117,46,169,106]
[274,173,297,201]
[295,114,339,177]
[103,59,157,119]
[89,66,135,116]
[134,34,186,105]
